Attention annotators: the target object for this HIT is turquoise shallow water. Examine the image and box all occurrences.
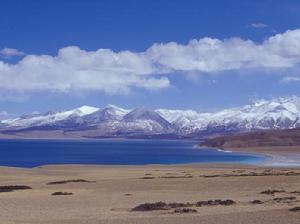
[0,139,265,168]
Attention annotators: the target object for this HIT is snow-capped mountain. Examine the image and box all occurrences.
[1,96,300,138]
[0,105,173,136]
[158,96,300,135]
[0,105,99,129]
[121,108,173,133]
[83,105,129,125]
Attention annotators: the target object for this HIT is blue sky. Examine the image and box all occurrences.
[1,0,300,117]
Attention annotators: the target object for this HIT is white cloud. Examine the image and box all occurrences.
[250,23,268,28]
[1,29,300,98]
[281,76,300,82]
[146,29,300,72]
[0,46,169,95]
[0,48,25,58]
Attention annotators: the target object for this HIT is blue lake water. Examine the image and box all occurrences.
[0,139,265,168]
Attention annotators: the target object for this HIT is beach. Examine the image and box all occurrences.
[0,163,299,224]
[213,145,300,167]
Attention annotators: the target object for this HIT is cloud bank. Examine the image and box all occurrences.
[1,29,300,96]
[0,47,169,95]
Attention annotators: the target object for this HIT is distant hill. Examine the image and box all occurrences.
[199,128,300,149]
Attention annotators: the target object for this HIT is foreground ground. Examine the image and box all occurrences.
[0,164,300,224]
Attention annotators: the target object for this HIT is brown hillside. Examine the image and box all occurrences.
[200,128,300,149]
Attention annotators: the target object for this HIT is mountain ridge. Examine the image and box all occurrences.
[1,96,300,139]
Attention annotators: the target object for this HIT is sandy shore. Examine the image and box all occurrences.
[212,145,300,166]
[0,164,299,224]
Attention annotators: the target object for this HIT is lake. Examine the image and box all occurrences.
[0,139,264,168]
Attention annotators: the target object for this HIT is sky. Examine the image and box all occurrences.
[1,0,300,118]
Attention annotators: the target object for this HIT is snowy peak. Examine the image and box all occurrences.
[203,96,300,130]
[1,105,100,129]
[246,96,300,113]
[83,105,129,124]
[156,96,300,133]
[43,110,57,116]
[156,109,205,123]
[1,96,300,137]
[125,108,158,120]
[70,105,100,116]
[124,108,170,125]
[104,104,130,117]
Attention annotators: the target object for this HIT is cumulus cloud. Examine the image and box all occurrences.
[1,29,300,97]
[0,47,169,95]
[0,48,25,58]
[146,29,300,72]
[251,23,268,28]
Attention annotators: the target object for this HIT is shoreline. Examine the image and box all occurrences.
[0,152,297,170]
[0,162,264,170]
[198,145,300,167]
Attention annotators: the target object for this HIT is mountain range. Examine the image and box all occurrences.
[1,96,300,139]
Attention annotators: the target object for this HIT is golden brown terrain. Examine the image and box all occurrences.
[0,164,299,224]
